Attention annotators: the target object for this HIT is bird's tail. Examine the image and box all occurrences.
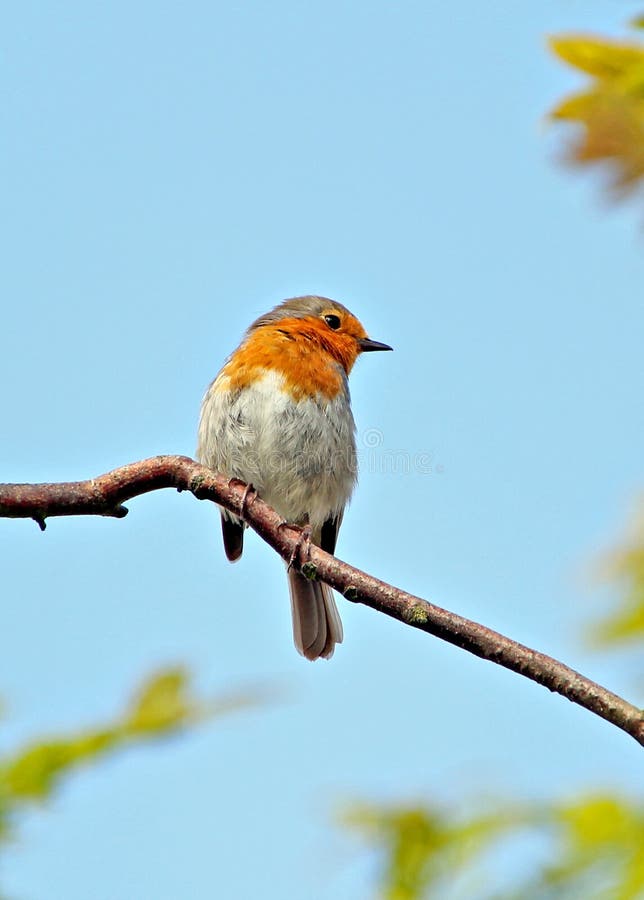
[287,568,343,661]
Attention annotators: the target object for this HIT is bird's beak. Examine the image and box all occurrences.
[359,337,393,353]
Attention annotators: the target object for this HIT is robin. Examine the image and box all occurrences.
[197,295,392,660]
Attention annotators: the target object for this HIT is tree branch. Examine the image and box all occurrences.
[1,455,642,747]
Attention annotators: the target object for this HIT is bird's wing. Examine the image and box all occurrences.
[320,513,343,555]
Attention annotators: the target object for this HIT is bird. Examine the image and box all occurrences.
[197,295,392,660]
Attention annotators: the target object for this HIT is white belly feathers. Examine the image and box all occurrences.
[197,369,357,529]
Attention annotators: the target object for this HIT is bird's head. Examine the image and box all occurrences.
[248,296,392,374]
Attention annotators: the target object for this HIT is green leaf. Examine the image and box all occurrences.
[0,668,266,819]
[0,731,117,801]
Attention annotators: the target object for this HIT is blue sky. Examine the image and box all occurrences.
[2,2,643,897]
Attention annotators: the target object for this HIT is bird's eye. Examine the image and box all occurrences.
[324,314,341,330]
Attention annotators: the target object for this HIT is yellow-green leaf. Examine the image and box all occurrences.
[343,794,644,899]
[548,30,644,196]
[124,667,194,735]
[590,505,644,648]
[549,37,644,79]
[550,91,598,121]
[0,668,266,816]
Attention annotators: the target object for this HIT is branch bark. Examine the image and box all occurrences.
[1,455,642,746]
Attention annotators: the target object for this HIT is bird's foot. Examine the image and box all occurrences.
[284,523,313,572]
[227,478,257,519]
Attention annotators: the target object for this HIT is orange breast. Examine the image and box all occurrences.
[223,317,360,401]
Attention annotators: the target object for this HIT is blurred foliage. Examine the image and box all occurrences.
[549,23,644,197]
[590,503,644,648]
[0,667,261,840]
[345,794,644,900]
[346,502,644,899]
[343,803,522,900]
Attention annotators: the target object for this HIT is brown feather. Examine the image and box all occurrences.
[221,514,244,562]
[287,568,343,661]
